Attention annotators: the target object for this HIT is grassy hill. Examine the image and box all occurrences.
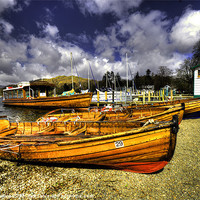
[45,76,86,88]
[0,76,96,96]
[0,85,4,96]
[44,75,96,94]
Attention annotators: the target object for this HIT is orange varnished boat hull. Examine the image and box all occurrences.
[129,98,200,118]
[37,104,185,125]
[2,93,93,108]
[108,161,168,173]
[0,118,178,173]
[184,100,200,115]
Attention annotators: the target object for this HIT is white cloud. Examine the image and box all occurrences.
[0,34,98,85]
[13,62,51,81]
[91,8,197,78]
[0,19,14,34]
[170,9,200,53]
[92,10,178,75]
[44,24,59,38]
[76,0,143,16]
[94,28,121,62]
[0,0,16,14]
[0,39,27,75]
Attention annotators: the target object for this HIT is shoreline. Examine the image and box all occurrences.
[0,118,199,199]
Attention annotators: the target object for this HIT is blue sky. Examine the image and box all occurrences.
[0,0,200,85]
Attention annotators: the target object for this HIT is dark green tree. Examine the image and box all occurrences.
[134,71,145,89]
[115,72,122,90]
[156,66,173,88]
[101,71,116,90]
[175,58,193,94]
[145,69,153,85]
[63,83,70,91]
[192,39,200,66]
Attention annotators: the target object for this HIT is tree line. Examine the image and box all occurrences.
[96,40,200,94]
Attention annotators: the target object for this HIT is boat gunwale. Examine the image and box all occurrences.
[2,93,92,103]
[2,120,177,146]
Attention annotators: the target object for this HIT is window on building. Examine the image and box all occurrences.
[18,90,23,98]
[198,70,200,78]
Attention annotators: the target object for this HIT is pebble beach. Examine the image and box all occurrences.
[0,118,199,200]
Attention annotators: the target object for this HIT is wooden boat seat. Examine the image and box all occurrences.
[0,120,10,131]
[0,127,17,137]
[69,124,87,136]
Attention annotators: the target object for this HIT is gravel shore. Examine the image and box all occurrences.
[0,118,199,199]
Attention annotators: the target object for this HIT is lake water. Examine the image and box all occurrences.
[0,98,53,122]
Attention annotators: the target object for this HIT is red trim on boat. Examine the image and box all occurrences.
[105,161,168,173]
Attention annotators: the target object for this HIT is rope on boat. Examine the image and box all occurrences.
[7,115,21,123]
[142,119,159,127]
[0,144,22,155]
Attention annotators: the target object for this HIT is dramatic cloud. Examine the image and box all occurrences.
[92,8,198,77]
[0,1,200,86]
[76,0,143,16]
[93,10,175,75]
[0,39,27,75]
[171,9,200,53]
[0,34,100,85]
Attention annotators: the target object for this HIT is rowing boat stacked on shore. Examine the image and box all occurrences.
[128,98,200,118]
[0,115,179,173]
[0,99,186,173]
[36,103,185,124]
[0,103,184,138]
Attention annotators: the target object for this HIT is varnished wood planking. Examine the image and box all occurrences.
[2,92,92,108]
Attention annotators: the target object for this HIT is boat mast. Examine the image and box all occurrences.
[106,72,108,89]
[126,53,128,89]
[70,52,74,89]
[88,62,90,91]
[114,73,116,91]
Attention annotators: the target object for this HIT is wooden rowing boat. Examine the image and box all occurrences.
[183,99,200,117]
[0,115,179,173]
[36,103,185,124]
[130,97,199,108]
[0,104,184,139]
[129,98,200,118]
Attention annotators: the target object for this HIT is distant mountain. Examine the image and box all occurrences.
[1,75,96,95]
[0,88,3,96]
[44,75,88,89]
[43,75,96,94]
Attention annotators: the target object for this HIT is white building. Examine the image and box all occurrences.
[192,64,200,98]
